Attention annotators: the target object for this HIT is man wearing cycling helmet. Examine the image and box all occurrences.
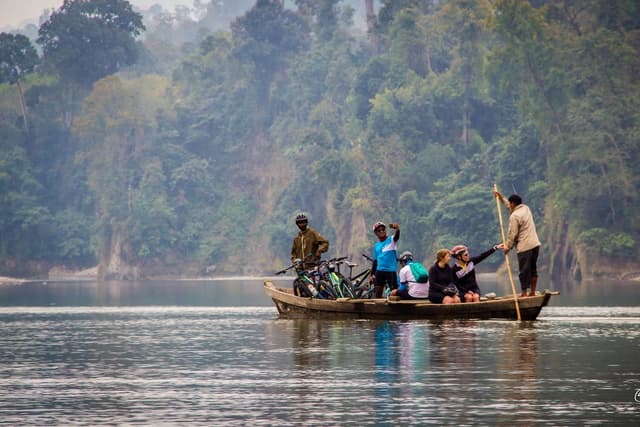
[370,221,400,298]
[450,243,503,302]
[290,212,329,269]
[389,251,430,300]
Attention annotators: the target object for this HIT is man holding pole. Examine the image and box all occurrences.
[494,191,541,297]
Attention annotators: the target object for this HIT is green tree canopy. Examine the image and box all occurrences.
[0,33,39,85]
[231,0,309,118]
[0,32,39,130]
[37,0,145,86]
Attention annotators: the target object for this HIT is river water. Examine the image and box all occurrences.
[0,278,639,426]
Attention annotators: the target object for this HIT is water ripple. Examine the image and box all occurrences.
[1,306,639,425]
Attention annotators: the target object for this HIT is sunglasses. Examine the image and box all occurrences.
[296,220,308,225]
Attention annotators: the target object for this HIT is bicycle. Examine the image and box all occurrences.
[343,253,372,298]
[318,257,354,299]
[348,253,387,299]
[275,258,335,299]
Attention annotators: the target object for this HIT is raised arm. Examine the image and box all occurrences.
[389,223,400,242]
[493,190,510,209]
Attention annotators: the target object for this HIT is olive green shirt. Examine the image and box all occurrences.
[290,227,329,267]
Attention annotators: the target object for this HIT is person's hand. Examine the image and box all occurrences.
[503,247,510,254]
[369,275,375,285]
[388,223,399,230]
[493,190,502,200]
[315,250,322,257]
[494,243,505,250]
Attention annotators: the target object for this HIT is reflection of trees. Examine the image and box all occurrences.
[291,319,329,371]
[429,320,479,367]
[428,319,479,424]
[497,323,539,426]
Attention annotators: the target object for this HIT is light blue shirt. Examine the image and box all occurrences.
[372,235,398,272]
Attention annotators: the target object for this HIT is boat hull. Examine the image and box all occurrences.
[264,281,557,321]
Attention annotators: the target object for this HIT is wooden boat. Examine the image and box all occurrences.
[264,281,559,321]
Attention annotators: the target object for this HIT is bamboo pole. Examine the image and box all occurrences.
[493,183,521,321]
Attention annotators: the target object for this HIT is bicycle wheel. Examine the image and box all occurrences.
[332,272,354,298]
[293,278,312,297]
[339,277,355,298]
[318,280,337,299]
[354,284,374,299]
[349,269,370,289]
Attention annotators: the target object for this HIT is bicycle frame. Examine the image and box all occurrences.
[349,254,375,299]
[320,258,353,299]
[276,257,328,298]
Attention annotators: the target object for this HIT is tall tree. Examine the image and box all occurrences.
[37,0,145,86]
[365,0,378,51]
[0,33,39,131]
[231,0,309,126]
[437,0,491,145]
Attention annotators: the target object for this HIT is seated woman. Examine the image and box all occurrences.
[450,243,504,302]
[427,249,461,304]
[389,251,429,299]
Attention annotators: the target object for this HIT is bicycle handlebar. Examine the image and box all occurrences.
[275,254,320,275]
[277,254,370,274]
[324,256,348,263]
[275,264,295,275]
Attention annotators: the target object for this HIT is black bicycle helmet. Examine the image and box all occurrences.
[295,212,308,223]
[399,251,413,263]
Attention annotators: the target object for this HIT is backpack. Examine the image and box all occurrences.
[409,262,429,283]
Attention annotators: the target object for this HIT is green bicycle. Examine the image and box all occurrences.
[319,257,354,299]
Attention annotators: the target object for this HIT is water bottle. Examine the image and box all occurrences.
[306,281,319,297]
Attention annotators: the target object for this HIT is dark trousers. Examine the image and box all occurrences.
[517,246,540,290]
[374,270,398,290]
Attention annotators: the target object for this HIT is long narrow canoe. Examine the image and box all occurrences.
[264,281,558,321]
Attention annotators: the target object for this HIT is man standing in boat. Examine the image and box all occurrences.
[370,221,400,298]
[290,212,329,269]
[493,191,541,297]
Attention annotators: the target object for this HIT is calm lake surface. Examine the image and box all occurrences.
[1,277,639,426]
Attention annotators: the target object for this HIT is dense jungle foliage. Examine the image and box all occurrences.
[1,0,639,280]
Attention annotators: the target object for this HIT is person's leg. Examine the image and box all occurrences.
[377,271,397,297]
[397,288,412,299]
[518,250,533,296]
[374,271,385,298]
[390,272,398,290]
[529,246,540,296]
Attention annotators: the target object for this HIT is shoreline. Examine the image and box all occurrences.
[0,275,288,284]
[0,276,30,285]
[3,271,640,285]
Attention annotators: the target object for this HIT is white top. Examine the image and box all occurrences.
[399,263,430,298]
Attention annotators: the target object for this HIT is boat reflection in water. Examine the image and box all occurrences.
[263,305,640,425]
[263,316,557,424]
[496,323,540,425]
[0,279,637,425]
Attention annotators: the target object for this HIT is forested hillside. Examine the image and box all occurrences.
[1,0,639,280]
